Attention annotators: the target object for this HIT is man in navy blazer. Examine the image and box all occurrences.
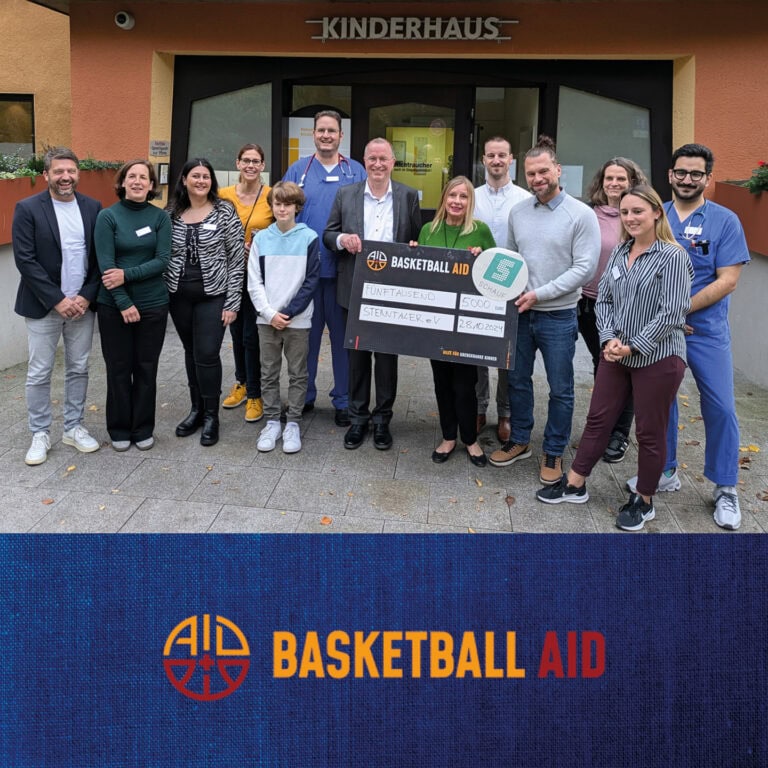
[323,138,422,450]
[12,147,102,465]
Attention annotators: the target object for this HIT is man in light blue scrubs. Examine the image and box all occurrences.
[627,143,750,530]
[283,110,366,426]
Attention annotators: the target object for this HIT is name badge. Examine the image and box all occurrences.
[326,175,339,182]
[612,265,621,280]
[135,226,152,237]
[202,223,217,231]
[684,226,703,237]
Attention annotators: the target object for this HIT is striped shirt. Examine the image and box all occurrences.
[596,239,693,368]
[166,199,245,312]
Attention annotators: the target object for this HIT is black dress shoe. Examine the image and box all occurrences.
[373,423,393,451]
[334,408,351,427]
[344,423,368,449]
[302,401,315,414]
[467,449,487,467]
[431,447,455,463]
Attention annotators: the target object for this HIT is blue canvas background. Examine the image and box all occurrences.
[1,534,765,767]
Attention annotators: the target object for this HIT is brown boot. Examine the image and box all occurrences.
[496,416,511,443]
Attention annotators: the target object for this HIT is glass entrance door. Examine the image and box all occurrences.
[352,86,474,214]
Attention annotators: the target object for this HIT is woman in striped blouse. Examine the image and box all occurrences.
[165,158,244,446]
[536,184,693,531]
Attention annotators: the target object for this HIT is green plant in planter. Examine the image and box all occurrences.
[744,161,768,195]
[0,148,123,180]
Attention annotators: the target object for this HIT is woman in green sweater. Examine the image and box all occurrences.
[415,176,496,467]
[94,160,171,451]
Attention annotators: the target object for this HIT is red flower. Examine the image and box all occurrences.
[759,161,766,167]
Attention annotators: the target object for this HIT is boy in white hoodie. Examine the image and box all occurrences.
[248,182,320,453]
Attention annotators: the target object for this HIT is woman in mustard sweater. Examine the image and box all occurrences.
[218,143,274,423]
[415,176,495,467]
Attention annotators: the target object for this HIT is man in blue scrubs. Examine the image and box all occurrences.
[283,110,366,426]
[627,143,750,529]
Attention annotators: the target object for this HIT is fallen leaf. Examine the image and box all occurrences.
[111,489,121,494]
[747,445,760,453]
[505,495,516,506]
[474,478,483,487]
[468,527,477,534]
[400,448,409,454]
[680,463,688,469]
[681,402,689,407]
[98,504,106,511]
[685,440,700,446]
[678,425,685,431]
[320,516,333,525]
[210,480,221,485]
[679,394,689,400]
[689,416,703,422]
[206,465,213,471]
[477,496,485,502]
[347,491,354,497]
[448,497,457,503]
[739,456,751,467]
[88,404,99,412]
[757,490,768,502]
[66,465,76,472]
[328,491,335,496]
[42,498,55,505]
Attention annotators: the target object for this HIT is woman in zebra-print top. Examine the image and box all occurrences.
[165,157,244,447]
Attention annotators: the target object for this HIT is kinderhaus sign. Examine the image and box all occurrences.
[307,17,519,42]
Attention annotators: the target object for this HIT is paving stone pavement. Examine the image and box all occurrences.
[0,327,766,534]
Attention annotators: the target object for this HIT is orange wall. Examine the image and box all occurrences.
[69,1,767,182]
[1,0,71,151]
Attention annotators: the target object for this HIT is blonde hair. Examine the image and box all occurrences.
[430,176,477,237]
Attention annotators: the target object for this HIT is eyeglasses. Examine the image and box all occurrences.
[315,128,339,135]
[671,169,707,182]
[365,156,394,164]
[240,158,263,166]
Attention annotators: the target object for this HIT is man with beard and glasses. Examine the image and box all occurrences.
[626,143,750,530]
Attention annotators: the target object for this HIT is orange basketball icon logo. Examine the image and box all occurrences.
[163,614,250,701]
[366,250,388,271]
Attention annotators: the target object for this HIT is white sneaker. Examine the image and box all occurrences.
[282,422,302,454]
[257,420,282,452]
[713,486,741,530]
[62,425,99,453]
[626,469,681,494]
[25,431,50,466]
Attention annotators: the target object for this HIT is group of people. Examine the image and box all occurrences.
[12,120,750,532]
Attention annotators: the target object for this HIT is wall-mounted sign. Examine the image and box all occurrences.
[307,17,518,42]
[286,117,353,167]
[149,140,170,157]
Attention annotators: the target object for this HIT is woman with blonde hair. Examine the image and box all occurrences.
[536,184,693,531]
[414,176,495,466]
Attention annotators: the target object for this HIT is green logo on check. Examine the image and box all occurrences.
[483,252,523,288]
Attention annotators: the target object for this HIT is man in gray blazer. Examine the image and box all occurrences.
[323,138,421,450]
[12,147,102,465]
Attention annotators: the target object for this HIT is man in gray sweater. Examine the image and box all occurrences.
[489,136,600,485]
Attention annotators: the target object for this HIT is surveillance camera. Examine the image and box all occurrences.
[114,11,135,30]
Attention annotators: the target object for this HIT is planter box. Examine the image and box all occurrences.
[0,169,117,246]
[713,181,768,257]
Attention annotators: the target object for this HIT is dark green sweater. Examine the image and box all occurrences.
[94,199,171,311]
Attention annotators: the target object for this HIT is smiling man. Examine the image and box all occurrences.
[283,111,366,427]
[323,138,421,450]
[489,136,600,485]
[473,136,531,443]
[626,143,751,530]
[12,147,102,465]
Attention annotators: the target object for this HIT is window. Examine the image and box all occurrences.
[0,95,34,158]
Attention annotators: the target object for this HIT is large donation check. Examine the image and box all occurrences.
[344,241,525,368]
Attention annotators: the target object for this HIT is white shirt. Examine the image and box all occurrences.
[363,181,394,242]
[52,198,87,298]
[474,180,531,247]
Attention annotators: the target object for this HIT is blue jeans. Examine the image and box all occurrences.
[507,308,577,456]
[25,309,95,433]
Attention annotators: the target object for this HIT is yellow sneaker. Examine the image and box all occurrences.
[222,382,247,408]
[245,397,264,422]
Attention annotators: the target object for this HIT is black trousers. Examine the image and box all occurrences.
[577,296,634,438]
[431,359,478,444]
[228,283,261,398]
[169,281,226,401]
[97,303,168,442]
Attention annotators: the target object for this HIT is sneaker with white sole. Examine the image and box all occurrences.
[282,421,302,454]
[257,420,282,452]
[489,442,531,468]
[25,431,51,465]
[626,469,681,494]
[539,453,563,485]
[135,436,154,451]
[615,493,656,531]
[222,382,247,408]
[536,473,589,504]
[62,425,100,453]
[112,440,131,452]
[713,486,741,531]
